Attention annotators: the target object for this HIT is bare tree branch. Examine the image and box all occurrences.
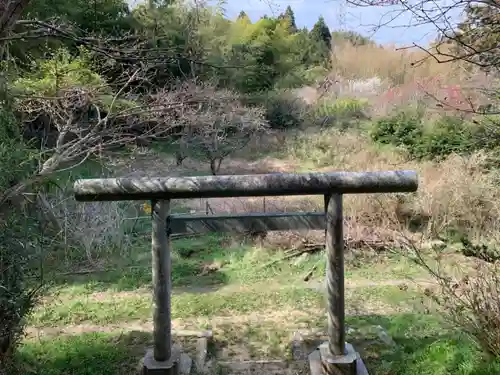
[0,0,32,46]
[150,80,269,174]
[346,0,499,71]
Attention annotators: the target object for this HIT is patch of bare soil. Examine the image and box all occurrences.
[114,151,299,179]
[216,361,309,375]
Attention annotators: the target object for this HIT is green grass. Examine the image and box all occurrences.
[350,314,500,375]
[19,332,148,375]
[45,234,433,294]
[20,314,500,375]
[31,282,421,328]
[21,232,500,375]
[31,285,321,327]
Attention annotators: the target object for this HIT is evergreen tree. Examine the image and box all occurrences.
[311,16,332,49]
[280,5,297,33]
[237,11,250,22]
[453,3,500,72]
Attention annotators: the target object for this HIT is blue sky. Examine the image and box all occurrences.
[222,0,463,46]
[129,0,464,46]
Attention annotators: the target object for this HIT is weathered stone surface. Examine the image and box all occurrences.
[143,346,181,375]
[169,211,325,234]
[172,329,213,338]
[217,360,309,374]
[374,325,397,348]
[195,337,208,372]
[319,342,358,375]
[292,330,328,361]
[74,170,418,201]
[308,342,369,375]
[179,353,192,375]
[308,348,323,375]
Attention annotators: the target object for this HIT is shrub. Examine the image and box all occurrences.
[471,115,500,152]
[285,127,383,168]
[370,110,424,153]
[461,237,500,263]
[312,97,369,128]
[418,116,475,159]
[273,66,329,90]
[425,259,500,358]
[371,110,484,160]
[409,234,500,360]
[0,108,42,373]
[151,81,269,174]
[10,48,105,96]
[246,90,306,129]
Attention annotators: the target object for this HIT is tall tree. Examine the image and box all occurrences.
[292,28,329,66]
[311,16,332,49]
[279,5,297,34]
[23,0,132,35]
[452,2,500,72]
[237,10,250,21]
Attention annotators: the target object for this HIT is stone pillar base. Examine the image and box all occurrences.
[308,342,368,375]
[142,345,193,375]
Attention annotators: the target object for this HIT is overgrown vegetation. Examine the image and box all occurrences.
[0,0,499,373]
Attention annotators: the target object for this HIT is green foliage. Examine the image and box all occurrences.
[9,0,133,63]
[279,6,298,34]
[11,48,105,96]
[10,48,138,114]
[370,111,494,160]
[312,97,369,127]
[418,116,475,158]
[311,16,332,49]
[0,109,37,189]
[291,29,331,68]
[453,3,500,72]
[470,115,500,151]
[23,0,132,35]
[0,108,41,373]
[370,110,424,153]
[461,237,500,263]
[246,90,306,129]
[237,11,250,22]
[212,16,321,93]
[8,0,334,94]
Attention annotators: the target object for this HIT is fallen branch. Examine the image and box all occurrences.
[303,260,321,282]
[260,232,410,272]
[260,242,324,269]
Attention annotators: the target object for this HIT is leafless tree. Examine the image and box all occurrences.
[344,0,499,71]
[2,69,203,208]
[150,81,269,175]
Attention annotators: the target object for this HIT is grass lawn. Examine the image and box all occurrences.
[20,235,500,375]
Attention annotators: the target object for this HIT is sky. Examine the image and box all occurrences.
[129,0,465,47]
[221,0,464,47]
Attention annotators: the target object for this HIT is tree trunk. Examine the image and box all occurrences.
[0,0,31,48]
[209,158,223,175]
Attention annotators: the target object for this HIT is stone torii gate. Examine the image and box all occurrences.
[73,170,418,375]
